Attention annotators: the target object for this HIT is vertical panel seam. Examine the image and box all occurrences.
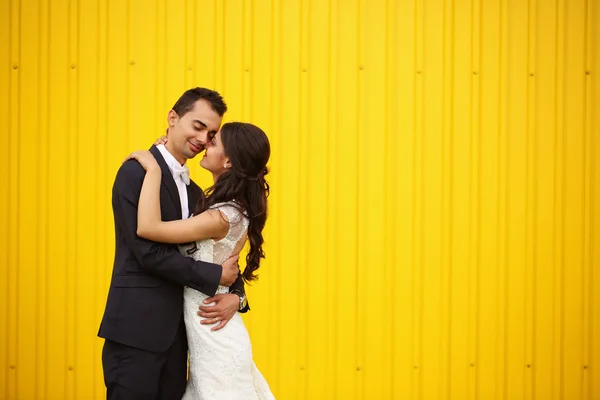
[295,0,307,394]
[355,0,363,396]
[581,0,593,398]
[66,0,72,393]
[385,0,394,397]
[502,0,510,392]
[44,0,52,397]
[36,0,46,397]
[475,0,482,395]
[556,0,566,398]
[300,0,309,394]
[410,0,422,398]
[447,1,455,399]
[325,0,333,393]
[74,0,81,394]
[4,0,11,390]
[241,0,246,118]
[270,0,282,391]
[583,0,596,397]
[192,0,197,83]
[497,0,509,398]
[17,0,22,390]
[9,0,22,397]
[529,0,539,395]
[94,0,104,395]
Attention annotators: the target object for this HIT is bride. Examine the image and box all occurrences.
[127,122,275,399]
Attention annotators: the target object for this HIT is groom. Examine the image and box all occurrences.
[98,87,249,399]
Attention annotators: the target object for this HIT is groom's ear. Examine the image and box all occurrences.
[167,110,179,127]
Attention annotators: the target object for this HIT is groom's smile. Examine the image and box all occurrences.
[187,139,203,154]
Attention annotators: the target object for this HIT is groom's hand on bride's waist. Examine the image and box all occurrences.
[220,254,240,286]
[198,293,240,332]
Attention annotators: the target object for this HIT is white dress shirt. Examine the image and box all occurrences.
[156,144,190,219]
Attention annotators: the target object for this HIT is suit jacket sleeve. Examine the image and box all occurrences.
[112,160,221,297]
[230,274,250,313]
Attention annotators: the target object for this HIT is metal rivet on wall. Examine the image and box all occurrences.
[12,64,18,70]
[302,68,307,72]
[473,71,478,75]
[130,60,136,65]
[68,365,74,371]
[71,64,76,69]
[529,72,534,77]
[586,71,591,75]
[470,363,475,367]
[188,65,193,70]
[299,366,304,371]
[417,70,421,74]
[583,365,588,370]
[526,364,531,368]
[9,364,16,369]
[356,366,361,371]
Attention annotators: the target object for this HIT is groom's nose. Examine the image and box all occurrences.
[195,131,208,145]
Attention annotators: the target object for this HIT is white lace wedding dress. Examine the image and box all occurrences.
[179,202,275,400]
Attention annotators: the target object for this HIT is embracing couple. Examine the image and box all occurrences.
[98,87,275,399]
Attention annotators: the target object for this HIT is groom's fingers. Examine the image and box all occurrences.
[198,310,219,319]
[200,317,219,325]
[202,293,227,305]
[198,304,220,313]
[202,296,217,304]
[199,315,231,331]
[211,320,227,331]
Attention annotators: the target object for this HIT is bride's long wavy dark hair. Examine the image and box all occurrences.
[196,122,270,282]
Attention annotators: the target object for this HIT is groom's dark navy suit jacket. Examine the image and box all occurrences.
[98,145,247,353]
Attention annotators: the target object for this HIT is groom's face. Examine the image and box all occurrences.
[167,99,222,163]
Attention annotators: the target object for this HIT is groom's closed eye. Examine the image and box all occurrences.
[192,119,208,131]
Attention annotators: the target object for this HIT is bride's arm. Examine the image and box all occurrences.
[139,201,227,243]
[126,150,229,244]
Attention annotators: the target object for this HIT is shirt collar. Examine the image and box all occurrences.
[156,144,187,177]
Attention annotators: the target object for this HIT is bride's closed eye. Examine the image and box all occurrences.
[207,132,217,144]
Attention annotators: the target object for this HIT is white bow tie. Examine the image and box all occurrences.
[172,165,190,185]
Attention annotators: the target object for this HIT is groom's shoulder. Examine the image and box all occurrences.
[188,179,203,198]
[114,159,145,185]
[118,159,145,175]
[189,179,201,192]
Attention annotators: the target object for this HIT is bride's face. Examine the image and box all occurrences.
[200,130,230,178]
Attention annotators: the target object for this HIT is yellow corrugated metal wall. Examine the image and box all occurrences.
[1,0,599,399]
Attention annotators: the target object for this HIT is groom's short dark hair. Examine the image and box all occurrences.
[172,87,228,117]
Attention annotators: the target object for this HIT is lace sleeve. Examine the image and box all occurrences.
[209,202,249,264]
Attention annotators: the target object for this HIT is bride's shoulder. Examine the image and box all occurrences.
[209,201,247,224]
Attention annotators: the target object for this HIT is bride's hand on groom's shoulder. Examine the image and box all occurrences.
[154,135,168,146]
[123,150,160,172]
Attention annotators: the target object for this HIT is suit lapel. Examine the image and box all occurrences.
[149,145,182,220]
[187,182,203,217]
[186,184,196,216]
